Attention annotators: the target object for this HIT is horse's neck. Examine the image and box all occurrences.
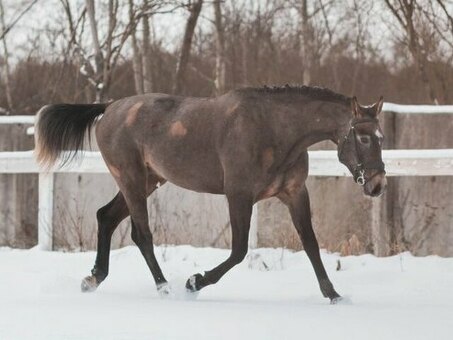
[277,98,351,149]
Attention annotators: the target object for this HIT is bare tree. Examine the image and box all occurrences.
[0,0,39,40]
[85,0,131,102]
[417,0,453,103]
[142,0,153,93]
[0,0,13,113]
[384,0,439,104]
[129,0,144,94]
[299,0,316,85]
[213,0,226,94]
[349,0,374,93]
[289,0,325,85]
[62,0,170,102]
[0,0,38,112]
[173,0,203,94]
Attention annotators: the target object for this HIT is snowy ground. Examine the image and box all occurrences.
[0,246,452,340]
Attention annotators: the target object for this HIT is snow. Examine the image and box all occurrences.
[0,246,452,340]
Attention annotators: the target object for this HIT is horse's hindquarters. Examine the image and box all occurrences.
[96,95,225,195]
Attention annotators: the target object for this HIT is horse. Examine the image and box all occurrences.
[35,85,386,304]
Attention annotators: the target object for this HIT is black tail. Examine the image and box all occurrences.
[35,103,109,168]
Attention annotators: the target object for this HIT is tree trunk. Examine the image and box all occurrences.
[173,0,203,94]
[0,0,13,113]
[142,1,153,93]
[85,0,105,101]
[300,0,312,85]
[241,28,249,85]
[405,4,438,104]
[129,0,144,94]
[214,0,226,94]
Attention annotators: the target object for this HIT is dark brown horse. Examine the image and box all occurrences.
[35,85,386,303]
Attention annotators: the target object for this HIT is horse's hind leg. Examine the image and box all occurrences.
[117,169,168,293]
[186,192,253,291]
[279,184,341,303]
[81,174,163,293]
[81,191,129,292]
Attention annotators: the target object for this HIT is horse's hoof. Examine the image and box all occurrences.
[157,282,173,298]
[185,273,204,292]
[330,296,343,305]
[81,275,98,293]
[330,295,352,305]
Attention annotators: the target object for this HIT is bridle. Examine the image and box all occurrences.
[338,117,386,186]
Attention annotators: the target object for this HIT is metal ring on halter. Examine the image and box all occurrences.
[356,169,365,186]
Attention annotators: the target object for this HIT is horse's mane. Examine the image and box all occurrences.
[237,85,351,105]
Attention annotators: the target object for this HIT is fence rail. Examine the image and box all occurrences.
[2,149,453,175]
[1,149,453,250]
[2,104,453,251]
[1,102,452,128]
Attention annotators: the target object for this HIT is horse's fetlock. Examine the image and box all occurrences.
[91,266,107,282]
[319,278,341,300]
[81,275,99,293]
[319,278,334,295]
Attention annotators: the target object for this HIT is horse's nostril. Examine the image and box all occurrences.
[371,183,382,196]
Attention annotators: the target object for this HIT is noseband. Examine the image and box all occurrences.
[338,118,386,186]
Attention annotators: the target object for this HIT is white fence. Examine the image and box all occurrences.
[1,102,453,250]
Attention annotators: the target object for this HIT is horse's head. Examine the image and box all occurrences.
[338,96,386,197]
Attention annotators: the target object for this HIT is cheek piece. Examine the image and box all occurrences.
[338,119,386,186]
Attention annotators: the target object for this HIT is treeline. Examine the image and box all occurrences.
[1,0,453,115]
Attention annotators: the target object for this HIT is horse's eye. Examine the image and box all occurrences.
[359,136,371,144]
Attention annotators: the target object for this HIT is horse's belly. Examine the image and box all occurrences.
[144,146,224,194]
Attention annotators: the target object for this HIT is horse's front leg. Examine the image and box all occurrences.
[279,184,341,303]
[186,192,253,291]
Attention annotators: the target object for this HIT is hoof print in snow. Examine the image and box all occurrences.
[185,273,204,292]
[81,275,98,293]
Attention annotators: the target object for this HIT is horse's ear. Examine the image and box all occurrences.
[351,96,361,118]
[373,96,384,116]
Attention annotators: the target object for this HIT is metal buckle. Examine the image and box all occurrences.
[356,169,365,186]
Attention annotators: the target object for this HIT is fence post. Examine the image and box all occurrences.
[371,111,396,256]
[38,172,54,250]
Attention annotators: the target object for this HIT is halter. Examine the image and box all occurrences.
[338,117,386,186]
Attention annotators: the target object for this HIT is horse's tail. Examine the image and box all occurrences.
[35,103,109,168]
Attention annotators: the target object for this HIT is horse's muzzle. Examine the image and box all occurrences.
[364,172,387,197]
